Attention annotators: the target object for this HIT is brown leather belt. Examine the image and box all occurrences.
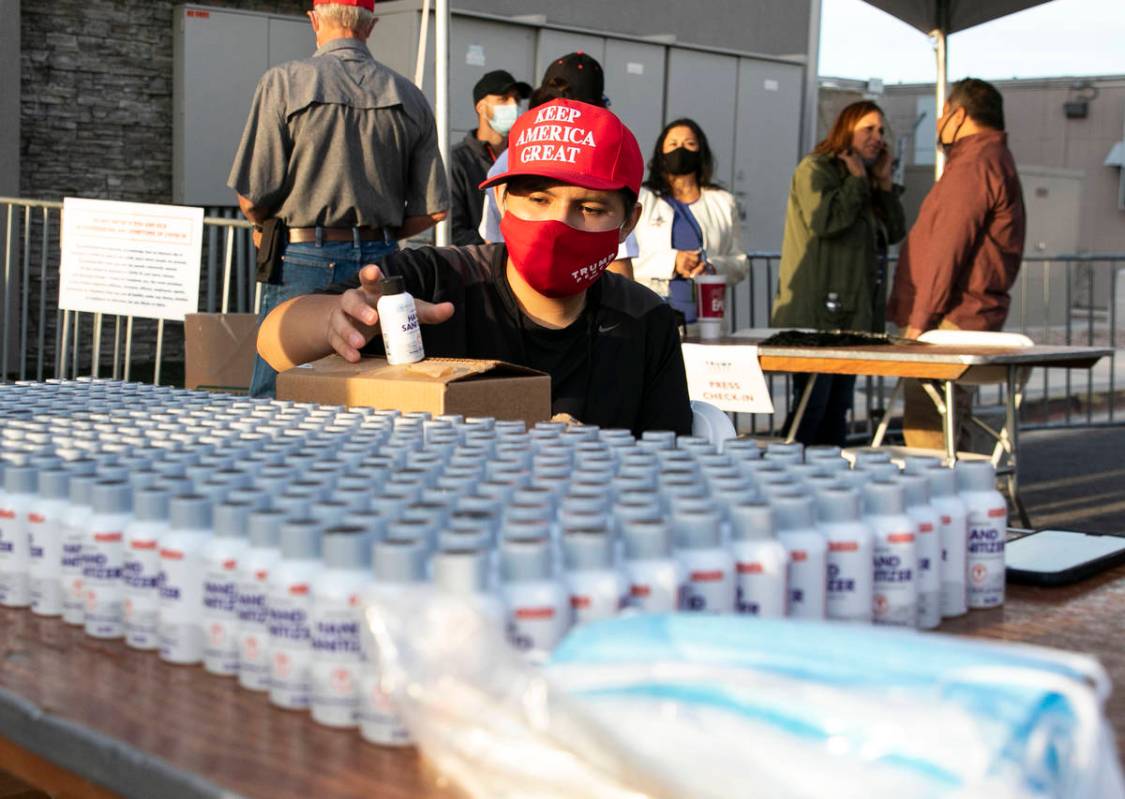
[287,226,391,243]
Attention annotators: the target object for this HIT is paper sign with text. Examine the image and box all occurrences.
[682,343,774,414]
[59,198,204,321]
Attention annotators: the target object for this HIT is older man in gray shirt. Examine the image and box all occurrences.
[230,0,448,397]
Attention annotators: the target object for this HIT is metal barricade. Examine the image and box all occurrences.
[727,252,1125,438]
[0,197,256,386]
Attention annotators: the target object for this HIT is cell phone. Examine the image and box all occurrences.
[1005,528,1125,586]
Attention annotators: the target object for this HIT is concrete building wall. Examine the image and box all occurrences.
[16,0,312,377]
[450,0,812,59]
[19,0,312,204]
[0,0,19,199]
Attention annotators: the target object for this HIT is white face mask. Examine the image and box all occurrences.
[489,103,520,136]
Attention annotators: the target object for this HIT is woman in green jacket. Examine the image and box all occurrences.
[771,100,906,446]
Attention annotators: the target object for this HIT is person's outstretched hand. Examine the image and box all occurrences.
[327,264,455,362]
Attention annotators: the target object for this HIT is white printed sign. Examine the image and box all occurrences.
[59,198,203,322]
[682,343,774,414]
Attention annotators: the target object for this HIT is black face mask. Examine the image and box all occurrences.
[937,108,966,157]
[663,147,701,176]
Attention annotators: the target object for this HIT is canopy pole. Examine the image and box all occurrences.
[413,0,431,87]
[801,0,823,157]
[434,0,450,247]
[931,0,950,178]
[932,26,948,178]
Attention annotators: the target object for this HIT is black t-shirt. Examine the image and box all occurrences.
[320,243,693,436]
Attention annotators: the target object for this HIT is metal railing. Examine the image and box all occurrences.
[0,197,256,386]
[728,252,1125,438]
[2,195,1122,435]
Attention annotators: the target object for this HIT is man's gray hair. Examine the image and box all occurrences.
[314,3,375,33]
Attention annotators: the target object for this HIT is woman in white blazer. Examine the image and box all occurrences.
[633,118,748,297]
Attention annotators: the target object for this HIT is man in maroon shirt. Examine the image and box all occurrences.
[887,78,1026,450]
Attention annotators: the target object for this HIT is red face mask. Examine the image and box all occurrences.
[500,212,621,298]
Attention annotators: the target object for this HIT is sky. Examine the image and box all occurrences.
[818,0,1125,84]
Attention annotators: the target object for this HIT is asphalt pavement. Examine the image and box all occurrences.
[1018,426,1125,532]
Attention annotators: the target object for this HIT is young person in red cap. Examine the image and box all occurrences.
[230,0,448,398]
[257,99,693,435]
[478,52,638,279]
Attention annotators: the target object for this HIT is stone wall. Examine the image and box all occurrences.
[16,1,310,382]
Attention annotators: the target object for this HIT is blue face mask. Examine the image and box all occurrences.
[551,615,1118,798]
[489,103,520,136]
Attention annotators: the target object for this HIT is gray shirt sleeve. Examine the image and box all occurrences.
[227,70,292,211]
[403,99,450,217]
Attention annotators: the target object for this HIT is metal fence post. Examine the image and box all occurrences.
[57,311,69,380]
[222,227,234,314]
[123,316,134,383]
[91,312,103,379]
[1111,265,1119,424]
[154,319,164,387]
[20,206,30,381]
[38,208,49,381]
[2,204,13,382]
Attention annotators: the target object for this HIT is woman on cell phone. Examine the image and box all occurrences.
[770,100,906,447]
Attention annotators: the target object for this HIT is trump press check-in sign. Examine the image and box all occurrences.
[59,198,203,322]
[682,343,774,414]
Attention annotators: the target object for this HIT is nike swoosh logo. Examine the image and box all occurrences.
[598,323,621,334]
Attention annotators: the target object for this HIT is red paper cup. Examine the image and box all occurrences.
[695,274,726,339]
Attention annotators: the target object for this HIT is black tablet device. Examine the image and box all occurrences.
[1006,528,1125,586]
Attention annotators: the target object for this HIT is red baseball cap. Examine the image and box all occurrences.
[314,0,375,11]
[480,99,643,195]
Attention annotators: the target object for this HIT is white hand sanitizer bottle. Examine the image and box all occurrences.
[924,468,970,618]
[159,494,213,665]
[359,537,429,747]
[83,480,133,639]
[202,501,254,676]
[897,474,942,629]
[0,465,39,608]
[815,488,874,624]
[432,546,503,620]
[771,492,828,619]
[956,461,1008,609]
[499,537,572,656]
[562,530,626,624]
[237,509,285,692]
[59,463,97,625]
[863,480,918,628]
[377,276,425,365]
[310,525,374,729]
[123,488,170,649]
[28,469,72,617]
[728,500,788,618]
[620,519,682,613]
[672,504,736,614]
[268,518,325,711]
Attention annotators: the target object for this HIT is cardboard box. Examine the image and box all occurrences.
[184,313,260,392]
[276,355,552,425]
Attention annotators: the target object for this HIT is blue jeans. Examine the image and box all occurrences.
[249,238,398,398]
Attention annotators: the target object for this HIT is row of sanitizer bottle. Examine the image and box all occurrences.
[0,379,1009,747]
